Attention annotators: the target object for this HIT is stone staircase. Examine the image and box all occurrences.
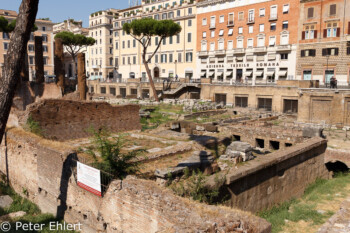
[163,83,201,96]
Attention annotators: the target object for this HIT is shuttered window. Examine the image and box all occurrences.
[329,4,336,16]
[307,8,314,18]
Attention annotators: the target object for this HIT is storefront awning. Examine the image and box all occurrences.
[255,71,264,76]
[226,71,233,76]
[200,71,206,76]
[217,72,223,76]
[244,71,253,77]
[208,71,215,76]
[266,71,275,76]
[278,71,287,76]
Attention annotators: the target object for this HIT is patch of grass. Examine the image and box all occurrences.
[25,115,43,136]
[0,182,77,233]
[259,172,350,233]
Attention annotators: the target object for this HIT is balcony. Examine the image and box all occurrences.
[277,44,291,51]
[199,51,208,57]
[215,50,226,56]
[247,18,255,24]
[209,23,216,29]
[233,48,245,54]
[253,47,267,53]
[92,65,101,69]
[269,14,278,21]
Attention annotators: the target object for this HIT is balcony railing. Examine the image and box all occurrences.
[233,48,245,54]
[227,21,234,26]
[215,49,226,55]
[247,17,255,24]
[277,44,291,51]
[209,23,216,29]
[253,47,267,53]
[199,51,208,56]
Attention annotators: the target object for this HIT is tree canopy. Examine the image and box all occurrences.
[122,18,181,101]
[0,16,37,33]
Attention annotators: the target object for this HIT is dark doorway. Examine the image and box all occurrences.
[215,94,227,105]
[326,161,348,173]
[236,69,243,82]
[256,138,265,148]
[235,96,248,107]
[120,88,126,98]
[154,67,160,79]
[233,135,241,141]
[269,140,280,150]
[258,98,272,111]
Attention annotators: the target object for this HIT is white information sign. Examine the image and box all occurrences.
[77,162,102,196]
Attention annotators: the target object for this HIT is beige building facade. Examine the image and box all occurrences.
[113,0,198,82]
[0,9,55,80]
[87,9,119,80]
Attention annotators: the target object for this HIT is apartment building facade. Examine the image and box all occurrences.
[196,0,299,84]
[0,9,55,80]
[296,0,350,85]
[113,0,197,81]
[87,9,119,80]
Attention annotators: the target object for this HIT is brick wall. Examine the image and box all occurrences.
[21,99,141,141]
[0,129,271,233]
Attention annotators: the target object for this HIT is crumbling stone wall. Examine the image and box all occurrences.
[20,99,141,141]
[0,129,271,233]
[207,138,330,213]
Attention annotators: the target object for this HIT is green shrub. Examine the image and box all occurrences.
[26,115,43,136]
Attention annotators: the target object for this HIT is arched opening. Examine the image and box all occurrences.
[326,161,349,173]
[153,67,159,79]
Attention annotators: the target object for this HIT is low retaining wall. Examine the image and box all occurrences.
[0,129,271,233]
[325,148,350,168]
[19,99,141,141]
[208,138,330,213]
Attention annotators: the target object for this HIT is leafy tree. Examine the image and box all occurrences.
[0,16,38,33]
[54,31,95,77]
[123,18,181,101]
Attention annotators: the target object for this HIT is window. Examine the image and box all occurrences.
[238,27,243,34]
[248,10,254,22]
[202,18,207,26]
[238,12,244,21]
[259,24,265,32]
[186,52,193,62]
[42,34,48,42]
[169,54,173,63]
[329,4,336,16]
[188,8,192,15]
[282,21,288,30]
[42,26,46,31]
[177,34,180,43]
[122,41,125,48]
[211,30,215,38]
[201,42,207,51]
[307,8,314,18]
[133,39,136,47]
[283,4,290,14]
[163,38,166,45]
[187,33,192,42]
[178,53,182,62]
[218,41,224,50]
[303,25,316,39]
[219,30,224,36]
[237,39,243,48]
[270,23,276,31]
[301,49,316,57]
[43,45,48,52]
[269,36,276,47]
[228,13,234,25]
[132,56,136,64]
[188,19,192,26]
[161,54,167,63]
[3,42,8,50]
[127,40,130,48]
[281,53,288,60]
[29,56,34,65]
[28,44,34,52]
[322,48,339,56]
[227,41,233,50]
[258,37,265,47]
[281,34,289,45]
[155,55,158,63]
[326,22,339,38]
[270,5,277,19]
[219,15,224,23]
[228,28,233,36]
[247,38,253,48]
[259,8,265,17]
[248,25,253,33]
[169,36,173,44]
[202,31,207,38]
[43,57,48,65]
[210,16,216,28]
[155,37,159,45]
[210,42,215,51]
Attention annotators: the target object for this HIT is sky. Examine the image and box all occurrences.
[1,0,132,27]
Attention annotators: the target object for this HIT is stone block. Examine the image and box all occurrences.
[227,141,253,153]
[0,195,13,209]
[302,127,324,138]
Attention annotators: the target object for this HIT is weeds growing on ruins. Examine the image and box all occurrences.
[86,128,143,179]
[260,172,350,233]
[25,115,43,136]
